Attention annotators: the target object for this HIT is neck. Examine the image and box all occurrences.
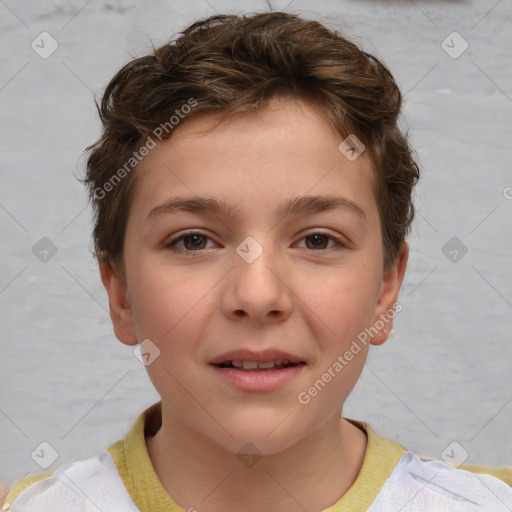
[146,404,367,512]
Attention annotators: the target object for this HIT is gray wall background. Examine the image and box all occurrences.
[1,0,511,488]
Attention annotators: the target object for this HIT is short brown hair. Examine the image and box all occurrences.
[83,11,419,275]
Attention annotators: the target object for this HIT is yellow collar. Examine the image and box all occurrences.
[107,402,407,512]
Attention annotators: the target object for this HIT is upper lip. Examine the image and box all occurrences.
[209,349,305,365]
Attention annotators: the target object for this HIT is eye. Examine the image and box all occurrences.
[297,232,346,251]
[165,230,347,252]
[165,231,215,251]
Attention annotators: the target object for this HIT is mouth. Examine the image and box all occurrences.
[213,360,305,371]
[209,349,307,391]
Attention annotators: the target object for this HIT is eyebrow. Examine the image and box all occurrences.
[146,194,367,223]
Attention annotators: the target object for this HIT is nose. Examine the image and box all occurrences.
[222,236,293,325]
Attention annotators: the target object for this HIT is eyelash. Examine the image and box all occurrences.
[165,230,347,252]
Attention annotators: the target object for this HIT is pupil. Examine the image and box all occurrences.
[186,235,205,250]
[308,234,327,249]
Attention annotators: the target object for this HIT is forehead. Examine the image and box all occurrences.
[128,99,378,226]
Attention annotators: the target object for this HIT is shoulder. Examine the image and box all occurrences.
[460,462,512,486]
[2,451,139,512]
[369,450,512,511]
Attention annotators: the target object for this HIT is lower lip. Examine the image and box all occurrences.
[211,364,306,391]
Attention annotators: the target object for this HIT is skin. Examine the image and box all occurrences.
[100,98,408,512]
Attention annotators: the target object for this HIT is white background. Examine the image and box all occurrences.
[1,0,511,489]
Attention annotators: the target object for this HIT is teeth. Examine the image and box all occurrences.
[257,361,276,369]
[242,361,259,369]
[225,360,298,370]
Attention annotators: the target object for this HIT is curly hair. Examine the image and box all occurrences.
[83,11,419,275]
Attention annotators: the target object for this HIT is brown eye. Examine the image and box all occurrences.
[299,232,345,251]
[181,234,208,250]
[166,232,212,251]
[304,234,330,250]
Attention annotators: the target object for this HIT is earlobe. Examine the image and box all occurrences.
[98,258,138,346]
[370,242,409,346]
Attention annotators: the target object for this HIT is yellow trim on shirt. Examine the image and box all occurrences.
[106,402,408,511]
[107,402,188,511]
[2,473,53,510]
[458,464,512,486]
[3,402,511,511]
[323,419,406,511]
[104,404,512,510]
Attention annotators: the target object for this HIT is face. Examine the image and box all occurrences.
[101,98,408,455]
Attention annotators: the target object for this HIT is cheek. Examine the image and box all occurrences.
[311,269,380,349]
[127,259,194,340]
[298,280,374,411]
[128,259,218,363]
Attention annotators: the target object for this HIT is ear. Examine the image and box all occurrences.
[370,242,409,346]
[98,258,138,346]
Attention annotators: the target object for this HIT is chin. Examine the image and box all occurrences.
[206,407,310,457]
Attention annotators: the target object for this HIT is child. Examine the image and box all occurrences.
[3,10,512,512]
